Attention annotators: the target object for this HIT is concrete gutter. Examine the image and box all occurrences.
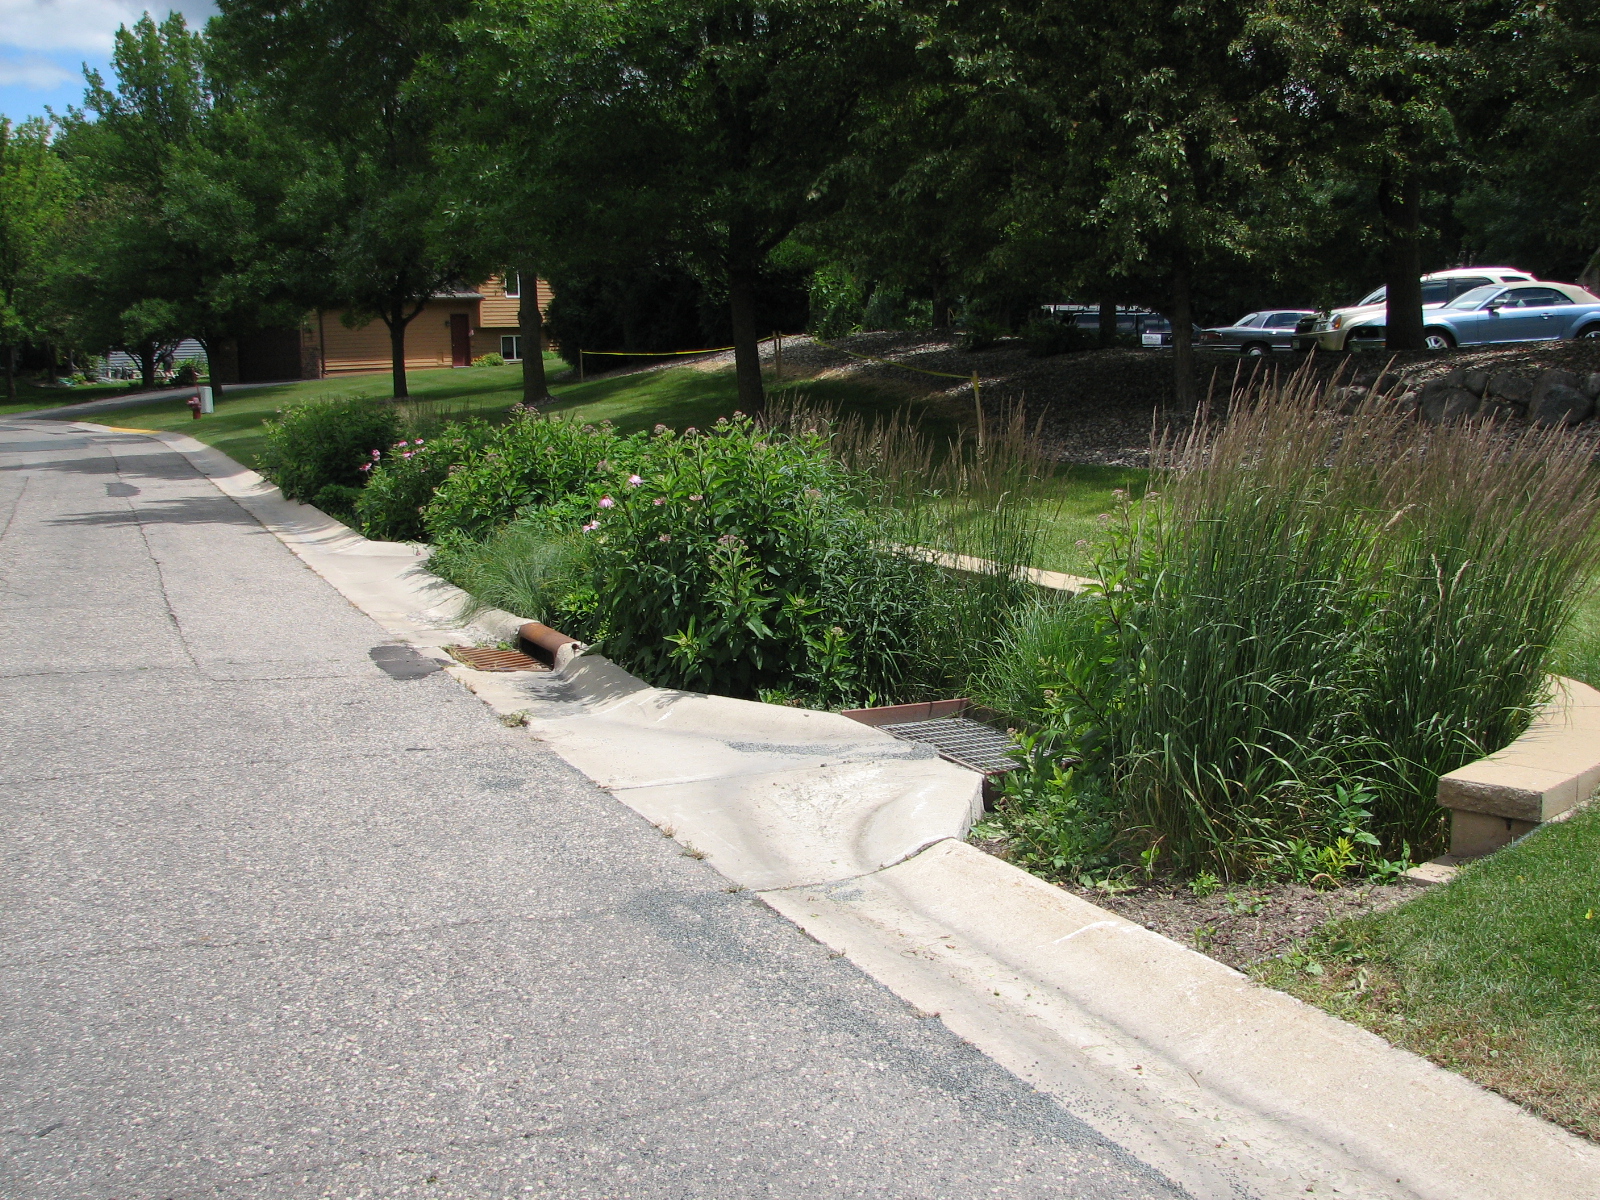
[83,420,1600,1200]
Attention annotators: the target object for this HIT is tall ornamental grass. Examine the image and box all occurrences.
[982,371,1600,876]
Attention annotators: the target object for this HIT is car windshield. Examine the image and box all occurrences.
[1444,285,1504,311]
[1357,287,1386,307]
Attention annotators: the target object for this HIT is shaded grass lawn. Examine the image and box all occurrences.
[2,379,144,416]
[41,357,959,472]
[1253,808,1600,1139]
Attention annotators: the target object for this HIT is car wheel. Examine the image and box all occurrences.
[1344,327,1379,349]
[1424,329,1456,350]
[1579,325,1600,340]
[1242,342,1270,357]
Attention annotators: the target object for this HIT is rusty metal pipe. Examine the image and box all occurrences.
[518,621,580,665]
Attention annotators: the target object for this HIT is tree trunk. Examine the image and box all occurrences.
[518,266,549,405]
[1380,169,1425,351]
[1170,258,1196,409]
[4,344,14,402]
[729,265,764,413]
[1098,299,1118,349]
[138,341,156,389]
[387,302,409,399]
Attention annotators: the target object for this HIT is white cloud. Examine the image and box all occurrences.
[0,0,217,54]
[0,51,75,87]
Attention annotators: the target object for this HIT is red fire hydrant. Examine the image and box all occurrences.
[188,392,203,419]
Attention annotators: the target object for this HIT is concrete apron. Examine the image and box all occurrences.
[84,420,1600,1200]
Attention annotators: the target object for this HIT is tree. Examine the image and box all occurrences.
[62,13,323,401]
[461,0,918,412]
[212,0,491,398]
[1255,0,1497,350]
[0,118,74,400]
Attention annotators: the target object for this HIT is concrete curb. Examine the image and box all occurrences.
[81,419,1600,1200]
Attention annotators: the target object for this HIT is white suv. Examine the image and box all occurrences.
[1300,267,1534,351]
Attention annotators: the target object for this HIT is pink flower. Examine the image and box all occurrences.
[581,521,599,532]
[358,462,372,472]
[415,439,425,445]
[401,452,413,459]
[658,534,670,542]
[627,474,643,486]
[688,494,702,502]
[598,496,615,509]
[652,497,666,506]
[394,440,408,447]
[370,449,381,458]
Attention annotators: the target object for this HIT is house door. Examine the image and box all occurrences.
[450,314,471,367]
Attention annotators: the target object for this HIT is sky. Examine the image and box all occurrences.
[0,0,216,125]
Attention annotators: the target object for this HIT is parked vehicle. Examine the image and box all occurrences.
[1040,305,1198,347]
[1296,267,1535,352]
[1198,310,1318,355]
[1419,282,1600,348]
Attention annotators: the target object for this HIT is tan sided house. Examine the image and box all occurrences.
[209,274,552,384]
[307,274,553,376]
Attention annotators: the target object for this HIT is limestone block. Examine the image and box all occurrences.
[1531,383,1594,426]
[1486,370,1533,403]
[1585,372,1600,400]
[1437,758,1579,823]
[1461,368,1489,396]
[1450,810,1538,858]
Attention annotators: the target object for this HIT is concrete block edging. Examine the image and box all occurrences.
[1438,675,1600,858]
[101,421,1600,1200]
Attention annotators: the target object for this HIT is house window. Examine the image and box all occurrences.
[504,273,520,298]
[501,335,522,361]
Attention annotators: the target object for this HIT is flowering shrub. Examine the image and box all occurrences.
[576,416,925,700]
[355,422,494,542]
[258,396,401,504]
[422,415,644,544]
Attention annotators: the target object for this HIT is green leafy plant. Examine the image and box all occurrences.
[355,421,494,542]
[257,395,401,504]
[423,414,641,543]
[471,352,506,367]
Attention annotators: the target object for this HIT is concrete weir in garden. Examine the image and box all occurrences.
[91,419,1600,1200]
[1437,675,1600,858]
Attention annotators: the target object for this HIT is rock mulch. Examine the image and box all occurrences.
[578,331,1600,466]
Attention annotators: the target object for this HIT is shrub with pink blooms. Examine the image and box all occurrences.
[355,422,495,541]
[258,395,400,508]
[578,415,927,701]
[422,414,645,543]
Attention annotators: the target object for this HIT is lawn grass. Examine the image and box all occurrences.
[39,357,953,473]
[1253,807,1600,1139]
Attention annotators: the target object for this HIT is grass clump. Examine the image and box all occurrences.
[977,369,1600,881]
[1254,807,1600,1138]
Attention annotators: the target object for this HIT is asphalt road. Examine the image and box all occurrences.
[0,416,1184,1199]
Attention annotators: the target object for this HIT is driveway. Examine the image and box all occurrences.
[0,416,1181,1198]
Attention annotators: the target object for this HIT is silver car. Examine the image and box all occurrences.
[1198,310,1317,355]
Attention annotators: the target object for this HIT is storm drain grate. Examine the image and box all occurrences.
[446,646,548,672]
[880,716,1021,775]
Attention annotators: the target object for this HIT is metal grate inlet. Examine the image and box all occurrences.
[447,646,548,672]
[880,716,1021,775]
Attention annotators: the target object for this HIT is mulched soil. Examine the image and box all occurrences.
[969,831,1423,971]
[589,331,1600,467]
[572,329,1600,468]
